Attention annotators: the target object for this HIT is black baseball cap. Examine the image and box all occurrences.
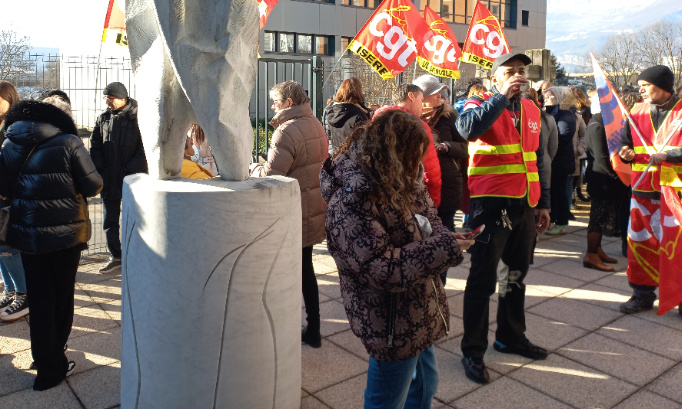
[491,53,532,74]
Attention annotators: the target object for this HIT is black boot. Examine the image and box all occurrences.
[302,318,321,348]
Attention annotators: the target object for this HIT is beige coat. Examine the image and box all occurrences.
[256,103,329,248]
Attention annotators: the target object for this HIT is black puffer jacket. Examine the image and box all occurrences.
[90,98,147,200]
[324,102,370,154]
[0,101,103,254]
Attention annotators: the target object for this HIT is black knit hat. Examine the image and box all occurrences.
[103,82,128,99]
[41,89,71,105]
[637,65,675,95]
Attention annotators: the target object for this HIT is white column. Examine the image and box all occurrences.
[120,174,302,409]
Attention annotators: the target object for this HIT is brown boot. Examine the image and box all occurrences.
[583,253,615,272]
[597,247,618,264]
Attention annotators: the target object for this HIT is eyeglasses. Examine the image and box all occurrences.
[103,96,116,101]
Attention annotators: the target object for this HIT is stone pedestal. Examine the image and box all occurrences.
[120,174,302,409]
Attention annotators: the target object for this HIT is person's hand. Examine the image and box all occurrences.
[535,208,550,233]
[436,143,449,153]
[456,238,475,252]
[649,152,668,165]
[619,146,635,161]
[499,76,530,100]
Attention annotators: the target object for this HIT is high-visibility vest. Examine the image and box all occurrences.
[468,97,542,207]
[630,100,682,193]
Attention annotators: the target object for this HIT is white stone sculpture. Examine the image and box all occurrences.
[121,2,303,409]
[125,0,259,181]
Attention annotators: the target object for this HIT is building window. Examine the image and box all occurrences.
[341,37,352,55]
[263,31,276,52]
[279,33,295,53]
[521,10,529,26]
[315,36,330,55]
[298,34,312,54]
[340,0,376,7]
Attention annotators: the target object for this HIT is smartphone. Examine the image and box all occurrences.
[467,224,485,240]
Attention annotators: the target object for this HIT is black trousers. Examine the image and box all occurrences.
[302,246,320,328]
[550,171,570,226]
[461,201,536,358]
[22,247,81,382]
[103,198,122,259]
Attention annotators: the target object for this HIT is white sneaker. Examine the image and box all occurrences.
[0,292,28,321]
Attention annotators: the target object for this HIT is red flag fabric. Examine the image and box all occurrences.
[349,0,431,80]
[590,53,632,186]
[258,0,278,29]
[416,6,462,79]
[460,1,510,70]
[102,0,127,46]
[658,184,682,315]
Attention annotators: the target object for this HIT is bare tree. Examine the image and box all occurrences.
[597,32,640,88]
[0,30,31,83]
[636,22,682,87]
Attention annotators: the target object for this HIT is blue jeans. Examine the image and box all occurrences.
[364,346,438,409]
[0,245,27,293]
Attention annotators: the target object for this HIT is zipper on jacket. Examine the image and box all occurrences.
[387,293,397,347]
[432,279,449,335]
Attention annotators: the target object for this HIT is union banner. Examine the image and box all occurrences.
[460,1,510,70]
[416,6,462,79]
[658,168,682,315]
[349,0,431,80]
[102,0,127,47]
[259,0,278,29]
[590,53,632,186]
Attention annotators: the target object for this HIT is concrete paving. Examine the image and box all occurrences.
[1,204,682,409]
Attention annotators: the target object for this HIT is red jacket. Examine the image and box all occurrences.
[373,106,442,207]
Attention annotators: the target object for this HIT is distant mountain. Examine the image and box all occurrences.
[546,0,682,73]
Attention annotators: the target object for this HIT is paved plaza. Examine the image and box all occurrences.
[1,205,682,409]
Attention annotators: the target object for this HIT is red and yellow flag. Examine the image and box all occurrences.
[348,0,431,80]
[460,1,510,69]
[416,6,462,79]
[102,0,127,47]
[658,168,682,315]
[259,0,278,29]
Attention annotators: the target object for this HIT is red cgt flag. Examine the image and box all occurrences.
[258,0,278,29]
[657,172,682,315]
[416,6,462,79]
[460,1,510,70]
[102,0,127,47]
[349,0,431,80]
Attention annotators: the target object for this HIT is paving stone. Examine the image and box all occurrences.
[76,267,116,285]
[522,311,588,352]
[525,269,585,296]
[301,299,350,338]
[0,349,35,397]
[0,382,82,408]
[74,287,97,309]
[313,373,366,409]
[508,354,638,409]
[66,327,121,375]
[538,258,613,282]
[452,376,572,409]
[528,297,622,331]
[301,341,367,393]
[635,305,682,332]
[70,304,120,339]
[558,332,675,386]
[68,364,120,409]
[312,258,338,275]
[78,278,122,304]
[434,315,464,345]
[597,315,682,360]
[317,273,341,300]
[646,362,682,404]
[612,390,682,409]
[592,272,632,294]
[433,346,499,404]
[301,395,332,409]
[100,299,122,324]
[0,318,31,355]
[561,283,631,312]
[326,329,369,362]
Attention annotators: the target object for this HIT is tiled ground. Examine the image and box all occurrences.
[1,203,682,409]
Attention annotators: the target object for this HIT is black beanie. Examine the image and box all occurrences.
[103,82,128,99]
[637,65,675,95]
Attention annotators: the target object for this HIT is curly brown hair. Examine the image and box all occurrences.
[334,109,430,220]
[188,123,206,146]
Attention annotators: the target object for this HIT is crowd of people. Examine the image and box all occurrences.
[1,53,681,405]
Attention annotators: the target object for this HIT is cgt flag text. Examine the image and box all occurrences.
[416,6,462,79]
[590,53,633,186]
[102,0,127,46]
[460,1,510,69]
[348,0,431,80]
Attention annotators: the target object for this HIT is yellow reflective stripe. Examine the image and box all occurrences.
[527,172,539,182]
[632,164,658,171]
[633,146,649,154]
[469,144,522,155]
[469,164,526,175]
[633,145,678,154]
[523,152,536,161]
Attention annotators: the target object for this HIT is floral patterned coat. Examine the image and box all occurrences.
[320,144,464,361]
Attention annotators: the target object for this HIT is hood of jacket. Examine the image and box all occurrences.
[270,103,314,129]
[325,103,369,128]
[3,100,78,147]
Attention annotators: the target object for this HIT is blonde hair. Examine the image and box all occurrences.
[468,84,487,98]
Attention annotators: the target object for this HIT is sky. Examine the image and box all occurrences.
[4,0,682,67]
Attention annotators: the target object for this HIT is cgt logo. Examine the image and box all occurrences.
[369,10,419,68]
[423,34,457,64]
[469,21,506,59]
[528,120,539,133]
